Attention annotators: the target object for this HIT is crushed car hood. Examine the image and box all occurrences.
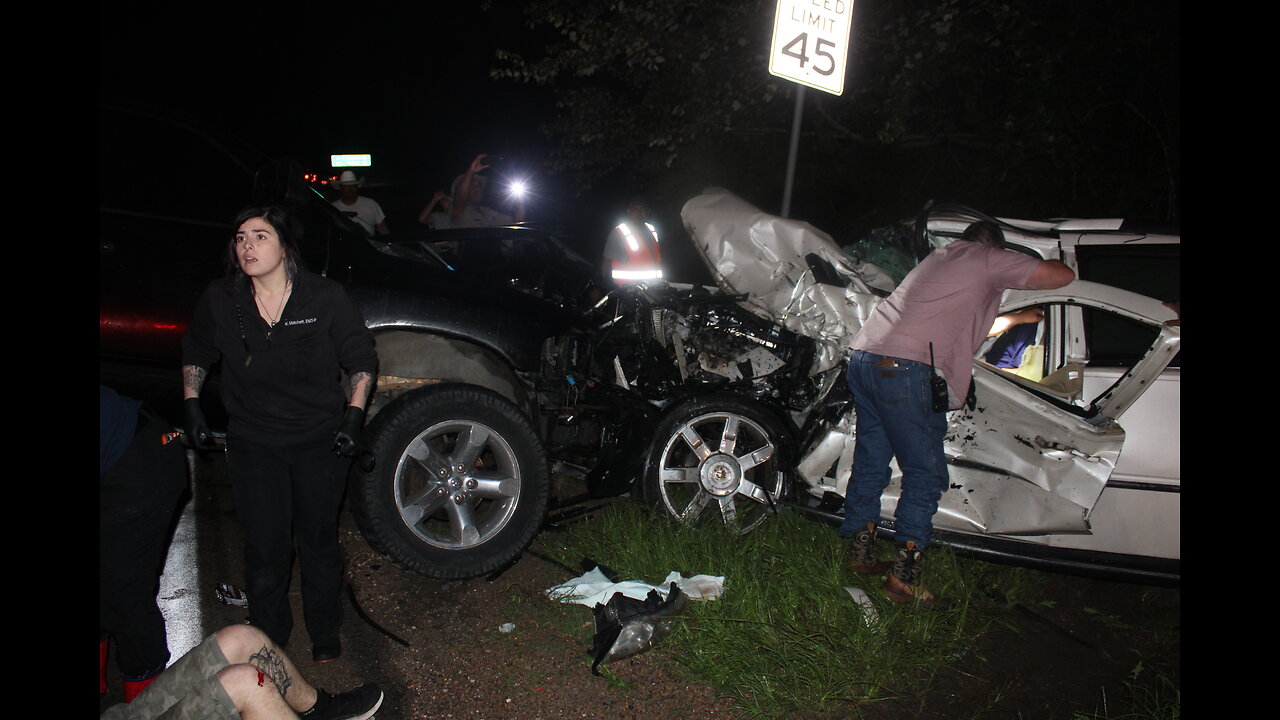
[681,189,896,374]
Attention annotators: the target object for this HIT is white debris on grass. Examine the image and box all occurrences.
[546,566,725,606]
[843,585,879,625]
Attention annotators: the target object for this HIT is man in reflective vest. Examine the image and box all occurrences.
[603,196,663,286]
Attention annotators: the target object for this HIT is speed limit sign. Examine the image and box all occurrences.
[768,0,854,96]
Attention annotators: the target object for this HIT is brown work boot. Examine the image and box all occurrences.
[846,523,890,574]
[883,541,942,605]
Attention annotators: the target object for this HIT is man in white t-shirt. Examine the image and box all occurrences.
[841,220,1075,605]
[331,170,389,236]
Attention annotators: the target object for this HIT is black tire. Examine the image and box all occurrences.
[641,395,791,533]
[351,383,550,579]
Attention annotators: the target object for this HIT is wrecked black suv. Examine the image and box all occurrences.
[167,161,836,584]
[98,110,652,582]
[195,157,631,583]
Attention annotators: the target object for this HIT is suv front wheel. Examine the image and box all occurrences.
[351,384,550,579]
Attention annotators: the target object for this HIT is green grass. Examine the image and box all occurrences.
[1069,662,1181,720]
[532,502,1010,718]
[1071,676,1181,720]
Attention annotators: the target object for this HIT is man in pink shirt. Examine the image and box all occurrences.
[842,221,1075,604]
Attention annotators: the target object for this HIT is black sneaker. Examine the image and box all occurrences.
[301,683,384,720]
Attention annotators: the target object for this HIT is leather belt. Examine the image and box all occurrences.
[874,358,899,367]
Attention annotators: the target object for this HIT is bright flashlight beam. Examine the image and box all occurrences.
[509,180,528,200]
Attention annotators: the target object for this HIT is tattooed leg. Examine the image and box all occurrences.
[215,624,318,712]
[248,645,294,698]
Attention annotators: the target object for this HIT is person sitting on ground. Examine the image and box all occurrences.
[100,623,383,720]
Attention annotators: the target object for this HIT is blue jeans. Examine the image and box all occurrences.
[839,349,950,548]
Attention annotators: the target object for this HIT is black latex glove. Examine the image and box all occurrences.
[183,398,215,450]
[332,405,366,458]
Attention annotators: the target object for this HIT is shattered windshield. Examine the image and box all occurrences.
[841,224,925,287]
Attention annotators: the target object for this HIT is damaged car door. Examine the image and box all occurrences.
[794,281,1180,577]
[930,282,1179,536]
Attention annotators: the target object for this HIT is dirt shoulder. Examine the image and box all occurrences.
[322,509,742,719]
[321,504,1178,719]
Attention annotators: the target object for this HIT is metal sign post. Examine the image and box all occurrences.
[781,87,805,219]
[769,0,855,217]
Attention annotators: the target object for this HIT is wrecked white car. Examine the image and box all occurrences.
[628,190,1179,585]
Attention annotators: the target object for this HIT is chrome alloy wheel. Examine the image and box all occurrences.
[393,419,522,549]
[654,411,783,532]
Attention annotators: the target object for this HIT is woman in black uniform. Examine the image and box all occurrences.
[181,205,377,662]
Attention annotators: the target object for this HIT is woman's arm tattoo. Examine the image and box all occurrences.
[182,365,207,398]
[248,645,293,697]
[349,371,374,409]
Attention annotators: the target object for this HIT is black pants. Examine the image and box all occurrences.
[99,413,188,677]
[225,435,350,648]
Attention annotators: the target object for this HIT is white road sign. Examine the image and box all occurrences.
[768,0,854,96]
[331,154,372,168]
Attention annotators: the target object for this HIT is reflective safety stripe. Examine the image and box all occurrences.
[616,223,640,252]
[614,222,660,252]
[610,220,662,284]
[612,268,664,280]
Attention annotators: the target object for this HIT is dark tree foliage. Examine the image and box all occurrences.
[492,0,1178,237]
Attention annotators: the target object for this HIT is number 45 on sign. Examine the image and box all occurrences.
[768,0,855,96]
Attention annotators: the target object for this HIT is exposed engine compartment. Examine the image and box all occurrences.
[588,283,823,411]
[530,282,832,495]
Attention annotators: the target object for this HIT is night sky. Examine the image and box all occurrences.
[101,3,562,224]
[101,2,721,278]
[105,6,546,170]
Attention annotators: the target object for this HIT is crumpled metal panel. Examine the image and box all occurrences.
[946,367,1122,512]
[794,410,856,498]
[681,189,894,374]
[855,367,1122,536]
[882,466,1094,536]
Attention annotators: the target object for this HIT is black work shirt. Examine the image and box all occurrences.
[182,271,377,446]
